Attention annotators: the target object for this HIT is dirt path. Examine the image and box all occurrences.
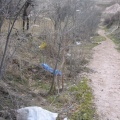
[89,29,120,120]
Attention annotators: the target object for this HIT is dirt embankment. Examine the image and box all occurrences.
[89,29,120,120]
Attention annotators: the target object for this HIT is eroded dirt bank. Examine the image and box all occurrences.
[89,29,120,120]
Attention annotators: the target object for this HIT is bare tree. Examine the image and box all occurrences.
[41,0,100,94]
[0,0,29,78]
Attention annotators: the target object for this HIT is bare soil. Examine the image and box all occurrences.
[89,29,120,120]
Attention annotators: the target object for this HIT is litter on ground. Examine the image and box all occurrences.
[41,63,62,76]
[17,106,58,120]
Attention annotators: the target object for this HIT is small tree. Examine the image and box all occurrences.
[0,0,30,78]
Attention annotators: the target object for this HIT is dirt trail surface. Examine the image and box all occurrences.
[89,29,120,120]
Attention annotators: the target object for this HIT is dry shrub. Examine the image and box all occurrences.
[104,12,120,27]
[65,42,90,77]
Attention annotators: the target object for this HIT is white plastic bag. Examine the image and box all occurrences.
[64,118,67,120]
[76,42,81,45]
[17,106,58,120]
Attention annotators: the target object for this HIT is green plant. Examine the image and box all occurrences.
[70,78,96,120]
[108,34,120,51]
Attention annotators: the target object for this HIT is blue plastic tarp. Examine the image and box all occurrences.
[41,63,62,76]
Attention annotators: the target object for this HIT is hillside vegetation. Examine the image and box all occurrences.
[0,0,106,119]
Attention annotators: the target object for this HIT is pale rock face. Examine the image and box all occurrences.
[17,106,58,120]
[103,3,120,14]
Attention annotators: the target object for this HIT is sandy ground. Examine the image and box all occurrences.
[89,29,120,120]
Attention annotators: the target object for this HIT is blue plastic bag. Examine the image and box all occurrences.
[41,63,62,76]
